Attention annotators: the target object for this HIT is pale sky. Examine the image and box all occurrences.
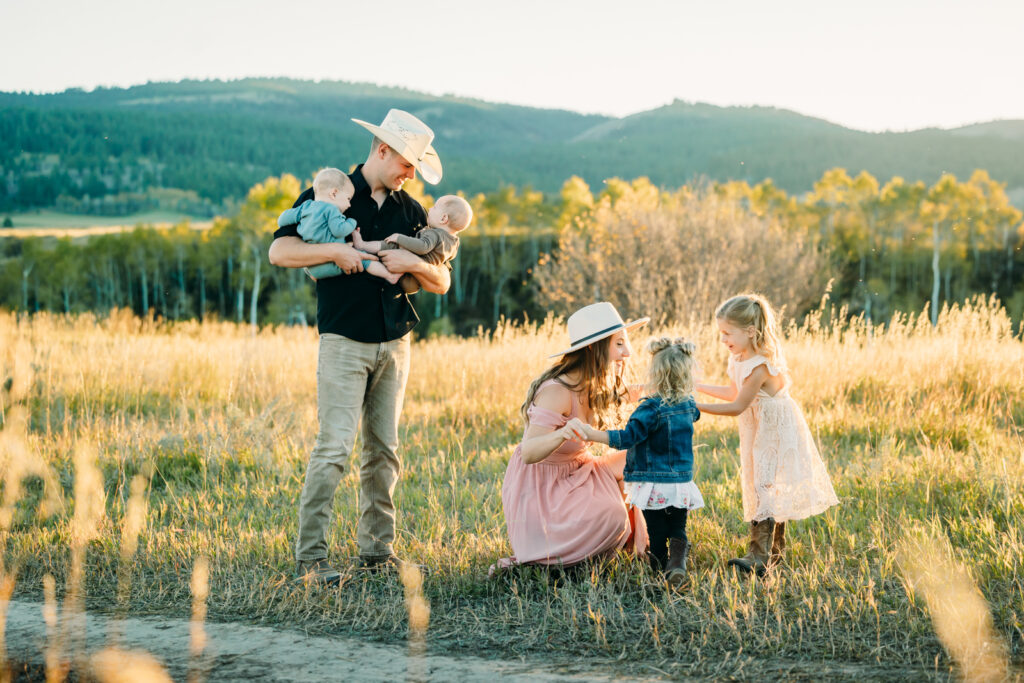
[1,0,1022,132]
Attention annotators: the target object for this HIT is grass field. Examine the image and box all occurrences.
[0,301,1022,680]
[1,210,212,237]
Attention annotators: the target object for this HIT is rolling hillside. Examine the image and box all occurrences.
[2,78,1022,212]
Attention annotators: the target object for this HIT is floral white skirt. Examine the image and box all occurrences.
[624,481,704,511]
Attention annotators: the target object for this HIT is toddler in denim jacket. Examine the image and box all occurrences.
[567,337,702,587]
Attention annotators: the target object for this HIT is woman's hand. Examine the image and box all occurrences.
[566,417,609,444]
[558,424,580,441]
[563,418,591,441]
[519,383,574,464]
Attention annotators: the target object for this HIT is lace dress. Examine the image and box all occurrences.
[728,354,839,522]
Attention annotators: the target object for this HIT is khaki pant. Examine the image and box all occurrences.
[295,333,411,562]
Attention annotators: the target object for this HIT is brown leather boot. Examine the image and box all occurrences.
[769,521,786,569]
[665,538,689,587]
[294,558,342,586]
[728,518,775,577]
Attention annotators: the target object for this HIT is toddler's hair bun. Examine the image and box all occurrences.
[674,338,696,355]
[646,337,673,355]
[647,337,697,356]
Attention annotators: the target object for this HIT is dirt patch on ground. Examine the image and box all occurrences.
[4,600,967,681]
[3,600,658,681]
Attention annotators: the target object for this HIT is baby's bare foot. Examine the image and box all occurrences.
[384,271,402,285]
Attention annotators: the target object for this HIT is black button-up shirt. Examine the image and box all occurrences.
[273,164,426,342]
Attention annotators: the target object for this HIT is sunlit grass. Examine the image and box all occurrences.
[0,299,1021,678]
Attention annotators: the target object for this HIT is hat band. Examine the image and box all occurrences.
[385,135,430,166]
[569,323,623,348]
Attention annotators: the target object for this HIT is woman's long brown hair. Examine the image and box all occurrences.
[520,336,629,430]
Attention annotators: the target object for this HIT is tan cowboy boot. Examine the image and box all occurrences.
[769,522,786,569]
[728,518,775,577]
[665,538,689,588]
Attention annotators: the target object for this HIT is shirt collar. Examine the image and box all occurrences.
[350,164,395,203]
[351,164,370,195]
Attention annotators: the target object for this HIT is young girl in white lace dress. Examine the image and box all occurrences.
[696,294,838,576]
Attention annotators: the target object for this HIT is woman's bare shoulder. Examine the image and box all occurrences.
[532,377,573,415]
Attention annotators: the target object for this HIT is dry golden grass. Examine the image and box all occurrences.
[900,525,1010,682]
[0,299,1021,679]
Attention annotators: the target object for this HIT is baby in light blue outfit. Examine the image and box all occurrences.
[276,167,401,284]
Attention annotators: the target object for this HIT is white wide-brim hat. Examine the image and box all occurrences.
[549,302,649,358]
[352,109,443,185]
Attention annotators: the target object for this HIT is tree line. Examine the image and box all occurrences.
[1,168,1022,333]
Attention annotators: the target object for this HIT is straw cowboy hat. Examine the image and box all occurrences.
[352,109,443,185]
[549,302,649,358]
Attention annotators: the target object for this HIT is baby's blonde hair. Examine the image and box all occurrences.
[312,167,352,198]
[716,293,785,368]
[645,337,697,405]
[437,195,473,232]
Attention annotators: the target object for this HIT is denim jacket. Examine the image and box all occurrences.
[607,395,700,483]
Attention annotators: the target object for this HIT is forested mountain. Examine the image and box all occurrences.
[2,78,1023,214]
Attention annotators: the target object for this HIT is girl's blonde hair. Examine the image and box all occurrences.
[715,293,785,368]
[521,335,628,430]
[645,337,697,404]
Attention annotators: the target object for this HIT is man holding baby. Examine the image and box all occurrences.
[269,109,449,584]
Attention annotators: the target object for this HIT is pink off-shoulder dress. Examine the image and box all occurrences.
[497,380,648,569]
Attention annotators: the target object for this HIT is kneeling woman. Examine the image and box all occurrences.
[497,302,649,570]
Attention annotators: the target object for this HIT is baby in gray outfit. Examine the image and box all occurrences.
[353,194,473,293]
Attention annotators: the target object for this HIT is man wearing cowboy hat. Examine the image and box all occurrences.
[269,109,450,584]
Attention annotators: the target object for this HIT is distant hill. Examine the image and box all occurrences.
[2,78,1023,213]
[948,120,1024,141]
